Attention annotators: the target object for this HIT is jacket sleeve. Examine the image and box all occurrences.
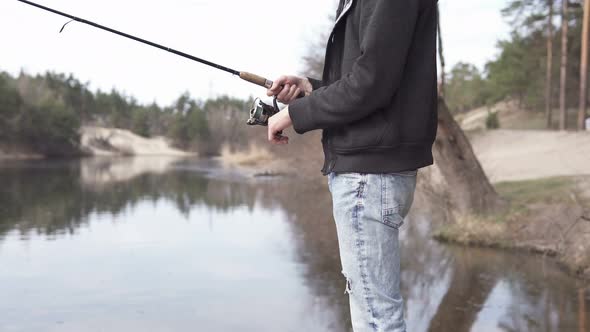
[308,77,324,91]
[289,0,420,134]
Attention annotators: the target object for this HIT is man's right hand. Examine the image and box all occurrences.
[267,75,313,104]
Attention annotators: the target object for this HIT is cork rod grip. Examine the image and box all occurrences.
[239,72,273,89]
[240,71,305,98]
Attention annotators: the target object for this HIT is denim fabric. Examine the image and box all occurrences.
[328,171,417,332]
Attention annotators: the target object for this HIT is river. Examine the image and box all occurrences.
[0,158,588,332]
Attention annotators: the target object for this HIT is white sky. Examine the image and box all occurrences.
[1,0,510,106]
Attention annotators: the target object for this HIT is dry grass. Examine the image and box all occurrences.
[436,177,584,243]
[219,143,274,167]
[434,213,509,248]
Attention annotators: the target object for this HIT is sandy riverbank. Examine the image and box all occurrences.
[80,126,192,157]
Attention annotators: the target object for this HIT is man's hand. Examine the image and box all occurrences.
[268,107,293,145]
[267,75,313,104]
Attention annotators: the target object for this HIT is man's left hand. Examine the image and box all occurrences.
[268,107,292,145]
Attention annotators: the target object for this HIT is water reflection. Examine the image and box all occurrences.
[0,159,588,332]
[0,158,250,241]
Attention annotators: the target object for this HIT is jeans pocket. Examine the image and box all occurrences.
[379,173,417,229]
[382,207,405,229]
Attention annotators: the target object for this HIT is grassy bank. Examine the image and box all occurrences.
[434,176,590,279]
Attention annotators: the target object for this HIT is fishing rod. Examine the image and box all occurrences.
[16,0,299,126]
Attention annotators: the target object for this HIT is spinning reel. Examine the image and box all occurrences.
[247,96,281,127]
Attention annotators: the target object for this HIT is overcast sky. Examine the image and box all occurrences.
[1,0,510,106]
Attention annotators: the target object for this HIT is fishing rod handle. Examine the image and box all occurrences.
[240,72,306,99]
[240,72,272,89]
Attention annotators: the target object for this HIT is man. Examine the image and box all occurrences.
[266,0,438,330]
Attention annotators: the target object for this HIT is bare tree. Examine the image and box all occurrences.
[560,0,569,130]
[301,34,328,79]
[547,0,555,129]
[579,0,590,130]
[503,0,557,129]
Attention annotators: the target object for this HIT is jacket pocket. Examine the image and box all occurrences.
[331,110,399,152]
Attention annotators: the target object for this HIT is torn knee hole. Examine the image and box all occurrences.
[342,271,353,295]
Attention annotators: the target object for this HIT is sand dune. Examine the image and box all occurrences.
[81,126,191,157]
[470,129,590,182]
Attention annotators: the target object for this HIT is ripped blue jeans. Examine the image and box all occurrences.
[328,172,417,332]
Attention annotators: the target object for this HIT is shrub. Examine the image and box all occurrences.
[486,111,500,130]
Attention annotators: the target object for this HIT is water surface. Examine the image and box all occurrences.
[0,158,588,332]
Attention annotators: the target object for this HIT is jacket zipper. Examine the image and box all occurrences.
[326,136,336,174]
[322,0,351,175]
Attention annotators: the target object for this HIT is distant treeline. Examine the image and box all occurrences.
[0,70,255,156]
[445,0,587,126]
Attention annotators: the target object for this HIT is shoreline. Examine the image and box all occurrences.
[433,176,590,280]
